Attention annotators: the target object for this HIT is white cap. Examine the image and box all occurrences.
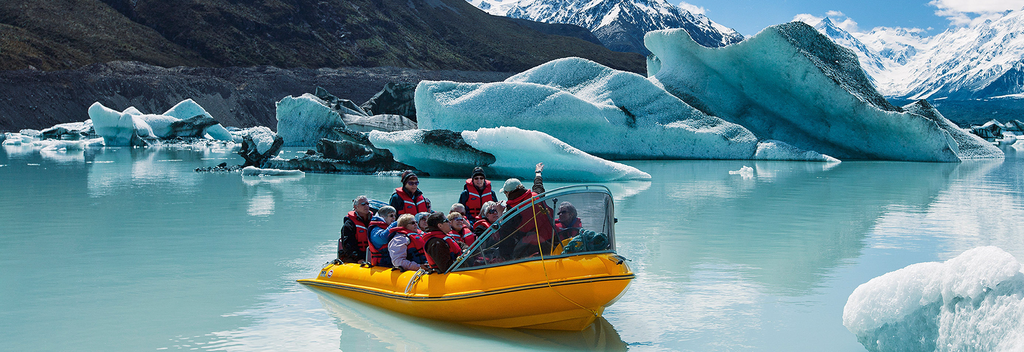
[502,178,523,193]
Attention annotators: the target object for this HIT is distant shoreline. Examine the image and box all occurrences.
[0,61,514,133]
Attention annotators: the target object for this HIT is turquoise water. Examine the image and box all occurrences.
[2,145,1023,351]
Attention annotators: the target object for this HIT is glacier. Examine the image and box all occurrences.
[645,23,1002,162]
[417,57,759,160]
[843,246,1024,352]
[368,127,651,182]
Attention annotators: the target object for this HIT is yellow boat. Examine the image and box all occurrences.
[299,185,634,331]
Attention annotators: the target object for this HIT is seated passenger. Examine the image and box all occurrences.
[367,206,397,267]
[421,212,463,273]
[497,163,554,258]
[473,201,502,236]
[388,214,427,271]
[415,212,430,232]
[338,195,373,264]
[554,202,583,242]
[459,167,498,222]
[450,203,468,219]
[447,212,475,248]
[390,171,429,216]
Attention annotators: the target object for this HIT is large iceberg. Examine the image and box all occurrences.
[88,100,233,146]
[843,246,1024,352]
[416,57,758,160]
[276,94,348,147]
[645,23,1002,162]
[369,127,651,182]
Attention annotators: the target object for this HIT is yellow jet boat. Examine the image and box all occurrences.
[298,185,634,331]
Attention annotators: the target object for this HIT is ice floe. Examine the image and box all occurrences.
[843,246,1024,351]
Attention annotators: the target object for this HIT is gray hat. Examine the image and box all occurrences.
[502,178,523,193]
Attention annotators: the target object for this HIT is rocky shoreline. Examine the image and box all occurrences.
[0,61,514,133]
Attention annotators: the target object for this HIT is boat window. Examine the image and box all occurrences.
[453,186,615,271]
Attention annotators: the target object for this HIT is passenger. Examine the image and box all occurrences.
[338,195,373,264]
[415,212,430,232]
[496,162,554,258]
[422,212,463,273]
[473,200,501,237]
[554,202,583,242]
[367,206,397,266]
[450,203,468,219]
[459,167,498,222]
[447,212,475,248]
[388,214,428,271]
[390,171,429,216]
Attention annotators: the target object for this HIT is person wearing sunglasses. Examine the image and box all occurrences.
[421,212,463,273]
[390,170,430,216]
[338,195,373,264]
[472,200,504,238]
[447,212,475,248]
[459,167,498,223]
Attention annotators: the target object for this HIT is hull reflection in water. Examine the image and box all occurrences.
[312,288,629,351]
[299,185,633,331]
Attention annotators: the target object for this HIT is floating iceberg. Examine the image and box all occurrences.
[646,23,1002,162]
[88,100,232,146]
[369,127,651,182]
[417,57,758,160]
[843,246,1024,352]
[88,102,152,146]
[276,93,348,147]
[241,166,305,177]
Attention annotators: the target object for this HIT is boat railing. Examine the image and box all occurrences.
[448,184,617,273]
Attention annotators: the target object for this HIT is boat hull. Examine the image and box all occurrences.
[298,253,633,331]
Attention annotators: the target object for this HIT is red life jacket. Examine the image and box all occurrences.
[463,179,496,221]
[554,217,583,242]
[389,227,427,265]
[367,219,391,266]
[421,230,463,271]
[346,211,372,252]
[506,190,554,244]
[449,226,476,248]
[394,187,429,216]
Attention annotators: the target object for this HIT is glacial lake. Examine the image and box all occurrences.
[2,144,1023,351]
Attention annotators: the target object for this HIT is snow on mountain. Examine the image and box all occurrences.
[803,9,1024,100]
[467,0,743,54]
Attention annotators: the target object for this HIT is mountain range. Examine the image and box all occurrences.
[0,0,644,73]
[806,10,1024,101]
[467,0,743,54]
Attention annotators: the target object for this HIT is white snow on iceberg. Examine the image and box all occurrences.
[368,127,651,182]
[843,246,1024,352]
[754,140,839,162]
[645,23,1002,162]
[416,57,758,160]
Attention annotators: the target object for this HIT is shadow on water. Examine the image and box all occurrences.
[310,288,628,351]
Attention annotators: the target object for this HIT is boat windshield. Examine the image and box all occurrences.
[451,185,616,272]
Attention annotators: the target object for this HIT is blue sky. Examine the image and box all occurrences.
[679,0,1024,36]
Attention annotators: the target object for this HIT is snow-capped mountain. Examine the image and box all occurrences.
[468,0,743,54]
[805,10,1024,100]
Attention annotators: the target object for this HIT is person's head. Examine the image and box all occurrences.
[481,201,500,222]
[502,178,524,200]
[450,203,467,217]
[558,202,577,224]
[352,195,371,217]
[426,212,451,232]
[401,170,419,193]
[471,167,487,188]
[376,205,397,224]
[397,214,416,231]
[415,212,430,230]
[447,212,466,230]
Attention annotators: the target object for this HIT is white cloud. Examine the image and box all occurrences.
[677,1,706,15]
[929,0,1024,26]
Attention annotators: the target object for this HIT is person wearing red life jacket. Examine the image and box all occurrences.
[496,162,554,259]
[554,201,583,243]
[459,167,498,223]
[447,212,475,248]
[472,200,504,238]
[387,214,428,271]
[338,195,373,263]
[367,206,397,267]
[390,171,430,217]
[422,212,463,273]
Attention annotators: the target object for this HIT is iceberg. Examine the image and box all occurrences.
[843,246,1024,352]
[162,99,233,141]
[417,57,758,160]
[645,23,1002,162]
[88,100,234,146]
[241,166,305,177]
[276,94,348,147]
[369,127,652,182]
[88,102,151,146]
[753,140,839,162]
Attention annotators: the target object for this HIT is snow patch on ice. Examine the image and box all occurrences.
[843,246,1024,352]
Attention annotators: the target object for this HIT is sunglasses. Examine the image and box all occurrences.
[473,176,485,180]
[406,181,419,185]
[358,202,369,206]
[441,218,449,223]
[557,211,567,215]
[453,217,465,222]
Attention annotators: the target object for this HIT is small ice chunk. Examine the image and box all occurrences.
[728,165,754,179]
[241,166,304,177]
